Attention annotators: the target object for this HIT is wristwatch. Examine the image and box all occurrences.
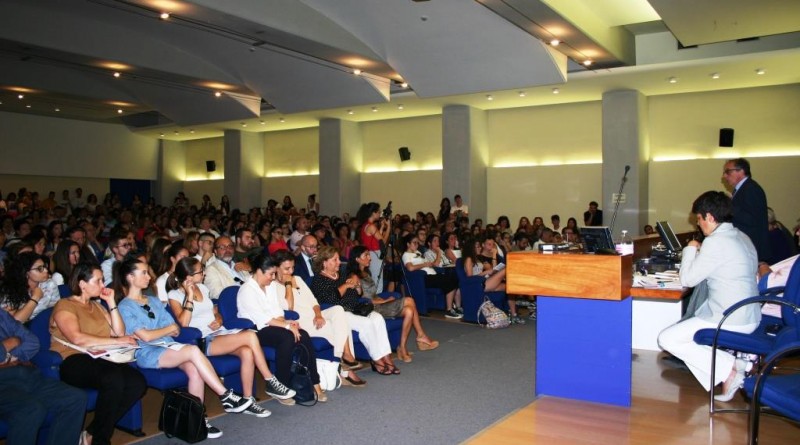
[3,352,12,364]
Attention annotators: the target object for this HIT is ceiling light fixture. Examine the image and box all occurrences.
[668,76,678,84]
[486,94,493,101]
[279,117,285,122]
[160,12,170,20]
[260,120,265,125]
[113,72,121,78]
[174,131,179,135]
[347,109,354,115]
[117,109,123,114]
[54,108,59,112]
[711,72,720,79]
[214,91,222,97]
[26,105,31,108]
[159,133,165,137]
[550,39,560,47]
[583,60,592,67]
[241,122,247,127]
[17,94,24,99]
[371,106,378,112]
[552,88,560,94]
[353,69,362,75]
[190,129,195,134]
[755,68,765,75]
[400,82,408,88]
[397,104,404,110]
[518,91,526,97]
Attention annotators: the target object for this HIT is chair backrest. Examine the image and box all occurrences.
[28,307,54,354]
[455,258,467,282]
[217,285,241,323]
[780,257,800,328]
[58,284,71,298]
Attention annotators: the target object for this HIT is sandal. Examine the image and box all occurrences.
[370,361,393,376]
[396,349,413,363]
[342,357,364,371]
[416,337,440,351]
[388,364,401,375]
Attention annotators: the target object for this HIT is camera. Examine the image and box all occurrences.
[381,201,393,219]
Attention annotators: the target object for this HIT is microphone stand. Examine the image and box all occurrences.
[608,165,630,234]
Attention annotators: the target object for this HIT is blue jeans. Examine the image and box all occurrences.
[0,365,87,445]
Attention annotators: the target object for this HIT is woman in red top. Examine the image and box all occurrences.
[356,202,390,294]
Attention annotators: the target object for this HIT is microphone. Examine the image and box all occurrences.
[609,165,631,234]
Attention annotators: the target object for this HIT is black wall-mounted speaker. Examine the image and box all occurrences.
[206,160,216,172]
[398,146,411,161]
[719,128,734,147]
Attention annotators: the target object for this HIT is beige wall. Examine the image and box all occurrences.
[0,111,158,180]
[0,175,110,203]
[262,175,320,211]
[361,170,442,217]
[184,137,224,181]
[182,179,225,205]
[361,115,442,171]
[264,128,319,177]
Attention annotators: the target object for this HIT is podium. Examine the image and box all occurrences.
[507,251,634,407]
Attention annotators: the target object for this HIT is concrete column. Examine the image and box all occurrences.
[319,118,362,216]
[155,139,185,206]
[223,130,264,209]
[601,89,650,237]
[442,105,488,222]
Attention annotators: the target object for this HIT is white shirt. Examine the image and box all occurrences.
[101,258,117,285]
[237,278,284,330]
[156,273,169,303]
[403,251,435,275]
[168,284,216,337]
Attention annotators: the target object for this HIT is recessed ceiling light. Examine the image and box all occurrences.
[583,60,593,67]
[486,94,493,101]
[214,91,222,98]
[190,129,195,134]
[113,72,121,78]
[17,94,24,99]
[353,69,362,75]
[260,120,265,125]
[279,117,285,123]
[397,104,404,110]
[371,106,378,112]
[552,88,560,94]
[241,122,247,127]
[117,109,123,114]
[400,82,408,88]
[160,12,170,20]
[347,109,354,115]
[550,39,560,47]
[518,91,526,97]
[25,105,31,108]
[668,76,678,84]
[711,72,720,79]
[755,68,765,75]
[174,131,179,135]
[54,108,59,112]
[159,133,165,137]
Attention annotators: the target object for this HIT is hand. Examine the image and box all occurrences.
[288,322,301,342]
[184,281,195,299]
[382,296,396,303]
[1,336,21,352]
[98,287,115,304]
[30,287,43,301]
[208,320,221,331]
[169,323,180,337]
[313,315,326,330]
[119,335,138,346]
[233,262,248,272]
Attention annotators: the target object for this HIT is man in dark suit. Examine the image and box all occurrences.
[294,234,318,286]
[722,158,771,263]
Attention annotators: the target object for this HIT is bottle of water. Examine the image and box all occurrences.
[616,230,634,256]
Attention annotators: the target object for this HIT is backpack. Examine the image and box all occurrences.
[478,296,510,329]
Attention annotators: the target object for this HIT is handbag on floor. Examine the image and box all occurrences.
[290,343,318,406]
[159,389,208,443]
[478,296,510,329]
[317,359,342,391]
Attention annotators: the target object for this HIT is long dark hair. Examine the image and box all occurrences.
[112,257,145,302]
[53,240,80,280]
[346,245,369,278]
[0,252,47,310]
[355,202,380,226]
[166,257,200,291]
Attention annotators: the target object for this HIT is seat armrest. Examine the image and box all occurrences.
[284,310,299,320]
[224,318,257,330]
[31,350,63,379]
[722,296,789,316]
[173,326,203,344]
[319,303,335,310]
[760,286,785,297]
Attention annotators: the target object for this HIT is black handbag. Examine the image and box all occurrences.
[289,343,317,406]
[351,301,374,317]
[159,389,208,443]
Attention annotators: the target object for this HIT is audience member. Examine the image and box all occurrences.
[583,201,603,226]
[204,236,249,300]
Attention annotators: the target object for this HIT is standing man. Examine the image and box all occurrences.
[722,158,771,263]
[583,201,603,227]
[0,310,87,444]
[450,195,469,221]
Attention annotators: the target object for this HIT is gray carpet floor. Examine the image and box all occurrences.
[141,318,536,444]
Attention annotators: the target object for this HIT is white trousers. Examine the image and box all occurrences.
[368,250,384,294]
[296,305,354,359]
[657,317,759,391]
[344,311,391,360]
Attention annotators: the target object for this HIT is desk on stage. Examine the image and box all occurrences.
[507,251,682,407]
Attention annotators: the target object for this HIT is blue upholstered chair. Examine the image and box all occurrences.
[455,258,509,324]
[693,258,800,414]
[57,284,71,298]
[25,308,145,437]
[743,339,800,445]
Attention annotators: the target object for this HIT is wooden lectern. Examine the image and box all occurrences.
[507,251,634,407]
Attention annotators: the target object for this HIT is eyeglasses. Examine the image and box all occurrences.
[723,168,742,175]
[29,265,48,273]
[303,244,318,250]
[215,244,234,250]
[117,243,132,249]
[142,304,156,319]
[189,270,205,276]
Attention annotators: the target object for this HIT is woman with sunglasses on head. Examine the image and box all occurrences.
[166,257,295,415]
[114,258,254,438]
[51,262,146,445]
[0,251,60,322]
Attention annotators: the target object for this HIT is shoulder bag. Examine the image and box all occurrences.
[159,389,208,443]
[290,343,318,406]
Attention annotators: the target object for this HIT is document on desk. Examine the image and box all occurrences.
[633,274,682,290]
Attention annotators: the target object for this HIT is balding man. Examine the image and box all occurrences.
[293,234,318,286]
[722,158,771,263]
[204,236,250,299]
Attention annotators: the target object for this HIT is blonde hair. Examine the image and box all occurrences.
[312,245,339,274]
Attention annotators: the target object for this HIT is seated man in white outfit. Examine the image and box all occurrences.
[657,191,760,402]
[204,236,249,299]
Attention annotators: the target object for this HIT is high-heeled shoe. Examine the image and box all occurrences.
[396,349,413,363]
[341,371,368,387]
[370,361,393,376]
[342,357,364,371]
[416,337,440,351]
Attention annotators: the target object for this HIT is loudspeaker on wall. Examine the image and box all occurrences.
[719,128,734,147]
[206,160,216,172]
[398,146,411,161]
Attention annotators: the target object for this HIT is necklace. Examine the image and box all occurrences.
[321,270,338,280]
